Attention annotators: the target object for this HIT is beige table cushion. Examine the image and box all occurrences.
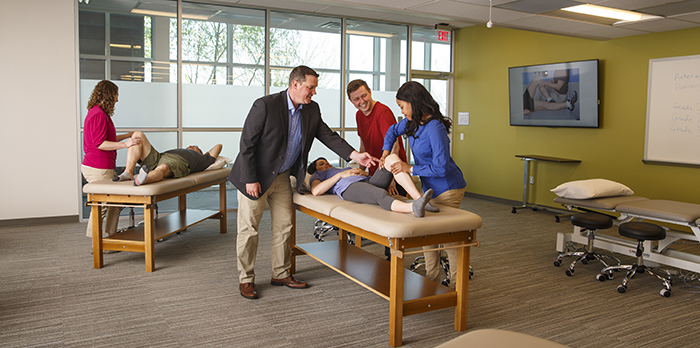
[83,168,230,196]
[187,168,231,185]
[616,199,700,223]
[554,196,649,211]
[435,329,570,348]
[293,193,355,216]
[329,203,481,238]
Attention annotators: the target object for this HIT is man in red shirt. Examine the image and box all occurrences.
[347,79,407,196]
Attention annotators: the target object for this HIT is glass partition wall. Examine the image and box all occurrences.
[78,0,452,215]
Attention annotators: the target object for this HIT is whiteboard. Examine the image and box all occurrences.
[645,55,700,165]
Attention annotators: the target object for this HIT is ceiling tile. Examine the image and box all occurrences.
[315,5,392,19]
[496,0,580,14]
[408,0,528,24]
[503,14,608,36]
[236,0,328,12]
[576,25,651,39]
[670,11,700,23]
[638,0,700,16]
[593,0,686,11]
[327,0,429,10]
[615,17,700,32]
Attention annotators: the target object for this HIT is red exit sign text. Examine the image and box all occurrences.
[437,30,450,42]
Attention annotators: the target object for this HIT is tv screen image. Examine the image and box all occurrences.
[508,59,599,128]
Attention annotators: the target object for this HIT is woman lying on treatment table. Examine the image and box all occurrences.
[308,154,438,218]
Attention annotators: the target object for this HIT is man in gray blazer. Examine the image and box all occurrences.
[228,65,377,299]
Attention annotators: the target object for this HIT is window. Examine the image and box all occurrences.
[79,0,178,133]
[270,12,342,129]
[77,1,453,213]
[345,20,408,128]
[181,3,266,128]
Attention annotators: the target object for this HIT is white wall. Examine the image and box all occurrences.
[0,0,80,221]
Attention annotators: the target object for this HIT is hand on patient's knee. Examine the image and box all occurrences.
[383,153,400,170]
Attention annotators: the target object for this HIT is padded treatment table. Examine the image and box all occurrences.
[83,168,230,272]
[291,192,483,347]
[554,196,700,273]
[434,329,570,348]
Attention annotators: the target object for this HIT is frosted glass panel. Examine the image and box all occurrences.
[116,132,177,167]
[183,84,264,127]
[344,131,360,151]
[270,86,340,128]
[182,131,241,161]
[80,79,176,128]
[308,139,342,168]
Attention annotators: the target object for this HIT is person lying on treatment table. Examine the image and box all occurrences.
[308,154,438,218]
[113,131,222,186]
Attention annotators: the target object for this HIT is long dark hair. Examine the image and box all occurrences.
[395,81,452,137]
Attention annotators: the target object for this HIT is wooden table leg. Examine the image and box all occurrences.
[454,233,472,331]
[389,239,404,347]
[144,205,155,272]
[92,202,104,269]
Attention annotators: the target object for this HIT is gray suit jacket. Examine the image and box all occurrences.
[229,90,354,200]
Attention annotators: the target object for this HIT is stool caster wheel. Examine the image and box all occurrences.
[565,269,574,276]
[660,289,671,297]
[617,285,627,293]
[511,207,517,214]
[596,272,613,281]
[553,260,561,267]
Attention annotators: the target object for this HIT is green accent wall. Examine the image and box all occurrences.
[453,26,700,207]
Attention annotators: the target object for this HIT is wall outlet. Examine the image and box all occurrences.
[529,176,534,184]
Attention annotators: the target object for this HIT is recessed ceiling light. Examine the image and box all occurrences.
[562,4,661,22]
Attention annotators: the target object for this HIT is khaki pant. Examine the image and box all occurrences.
[236,171,294,283]
[81,165,122,238]
[423,188,464,288]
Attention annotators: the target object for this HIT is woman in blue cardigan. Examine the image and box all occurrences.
[381,81,467,288]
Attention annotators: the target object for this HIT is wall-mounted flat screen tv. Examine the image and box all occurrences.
[509,59,599,128]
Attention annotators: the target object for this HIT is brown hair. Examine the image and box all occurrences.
[288,65,319,87]
[307,157,328,175]
[346,79,370,98]
[87,80,119,116]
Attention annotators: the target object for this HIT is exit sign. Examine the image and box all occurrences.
[437,30,450,42]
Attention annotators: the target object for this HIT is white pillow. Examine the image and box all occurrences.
[550,179,634,199]
[205,156,232,171]
[290,173,313,192]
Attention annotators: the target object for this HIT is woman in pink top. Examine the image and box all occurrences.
[81,80,140,238]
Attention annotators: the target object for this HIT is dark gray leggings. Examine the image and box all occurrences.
[340,168,396,211]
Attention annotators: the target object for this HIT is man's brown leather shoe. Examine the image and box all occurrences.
[239,282,258,299]
[270,275,308,289]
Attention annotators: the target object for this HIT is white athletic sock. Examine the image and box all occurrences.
[113,171,133,182]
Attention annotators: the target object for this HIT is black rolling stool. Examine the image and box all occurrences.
[597,222,673,297]
[554,213,621,276]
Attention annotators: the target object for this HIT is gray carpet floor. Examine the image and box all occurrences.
[2,197,700,347]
